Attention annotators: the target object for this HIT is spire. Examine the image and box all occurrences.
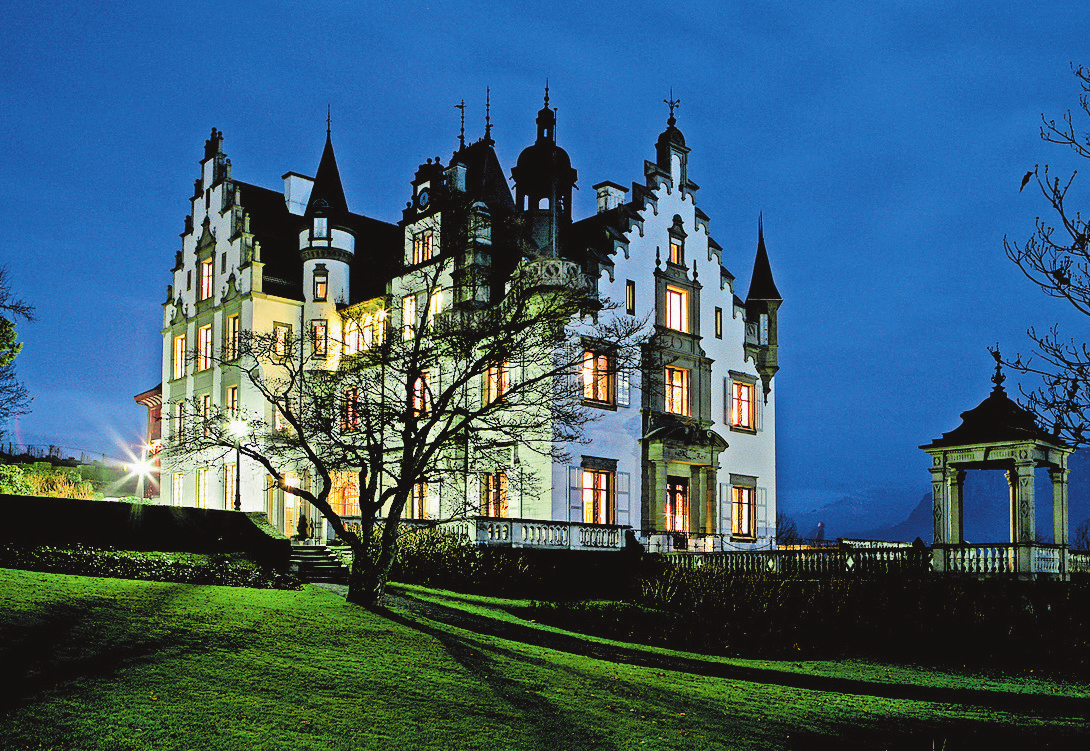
[326,104,331,136]
[456,99,466,150]
[535,81,556,144]
[307,128,349,218]
[746,213,781,302]
[484,87,494,146]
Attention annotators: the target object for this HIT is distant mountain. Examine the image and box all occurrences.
[853,451,1090,544]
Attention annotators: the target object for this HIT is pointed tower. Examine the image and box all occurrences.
[301,126,355,308]
[744,215,782,400]
[511,86,577,257]
[655,95,690,188]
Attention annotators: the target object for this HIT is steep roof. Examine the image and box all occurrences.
[451,139,515,214]
[306,132,349,219]
[921,369,1067,449]
[746,214,781,302]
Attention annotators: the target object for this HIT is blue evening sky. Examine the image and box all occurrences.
[2,1,1088,526]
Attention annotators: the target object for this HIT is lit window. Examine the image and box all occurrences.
[485,361,509,405]
[346,312,386,354]
[172,334,186,380]
[582,350,613,404]
[731,380,756,430]
[412,370,431,417]
[581,469,614,525]
[226,315,240,360]
[170,472,184,507]
[341,388,360,432]
[669,239,684,265]
[483,472,508,517]
[197,324,213,370]
[274,323,291,357]
[665,286,689,332]
[311,320,327,357]
[664,366,690,416]
[314,272,328,301]
[625,280,635,316]
[331,471,361,516]
[199,258,214,300]
[201,393,211,437]
[665,477,689,533]
[223,464,236,510]
[412,232,434,264]
[196,466,209,509]
[273,405,288,432]
[428,287,443,325]
[227,385,238,418]
[402,294,416,340]
[409,482,428,519]
[313,217,328,239]
[715,307,723,339]
[172,401,185,444]
[732,486,756,538]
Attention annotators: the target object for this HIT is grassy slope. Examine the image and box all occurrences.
[0,569,1085,751]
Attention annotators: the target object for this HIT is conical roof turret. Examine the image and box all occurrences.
[306,130,349,219]
[746,214,781,302]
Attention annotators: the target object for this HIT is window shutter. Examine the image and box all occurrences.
[428,481,441,520]
[617,371,630,407]
[616,471,630,525]
[723,483,734,536]
[756,390,764,431]
[569,467,583,522]
[756,486,769,537]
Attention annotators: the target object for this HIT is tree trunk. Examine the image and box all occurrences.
[344,529,399,606]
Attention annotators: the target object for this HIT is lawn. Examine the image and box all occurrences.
[0,569,1086,750]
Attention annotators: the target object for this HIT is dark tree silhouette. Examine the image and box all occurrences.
[166,258,648,606]
[1005,64,1090,447]
[0,267,34,440]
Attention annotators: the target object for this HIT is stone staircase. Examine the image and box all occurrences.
[288,544,350,584]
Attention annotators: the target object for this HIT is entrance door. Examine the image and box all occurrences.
[666,476,689,533]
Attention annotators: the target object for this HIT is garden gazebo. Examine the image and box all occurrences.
[920,351,1073,578]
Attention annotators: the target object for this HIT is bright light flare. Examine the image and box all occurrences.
[227,419,249,439]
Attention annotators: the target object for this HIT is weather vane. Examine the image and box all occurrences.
[989,344,1005,388]
[665,89,680,124]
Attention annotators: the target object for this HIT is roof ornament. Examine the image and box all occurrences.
[484,87,494,146]
[544,78,550,108]
[664,89,680,127]
[988,345,1006,389]
[326,104,331,136]
[456,99,466,150]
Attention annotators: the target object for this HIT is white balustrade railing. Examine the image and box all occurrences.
[439,517,624,551]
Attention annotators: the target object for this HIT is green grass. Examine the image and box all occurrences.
[0,569,1086,751]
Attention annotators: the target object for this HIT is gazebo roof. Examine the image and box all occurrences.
[920,354,1068,451]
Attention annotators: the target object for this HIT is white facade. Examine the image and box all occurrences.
[158,102,782,551]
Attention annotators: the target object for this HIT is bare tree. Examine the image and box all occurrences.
[0,267,34,440]
[1005,64,1090,446]
[775,511,799,546]
[166,258,648,605]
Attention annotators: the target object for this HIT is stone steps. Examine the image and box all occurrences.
[289,545,349,583]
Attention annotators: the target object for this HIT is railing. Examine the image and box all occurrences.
[1070,551,1090,575]
[936,543,1069,576]
[443,517,625,551]
[669,547,933,577]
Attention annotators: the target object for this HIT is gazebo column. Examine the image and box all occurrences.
[930,463,950,572]
[946,467,965,544]
[1050,466,1069,579]
[1007,461,1037,574]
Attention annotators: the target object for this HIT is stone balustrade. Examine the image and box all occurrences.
[442,517,625,551]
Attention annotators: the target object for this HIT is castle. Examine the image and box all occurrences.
[150,91,782,552]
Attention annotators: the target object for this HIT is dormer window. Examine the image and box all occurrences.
[313,217,328,239]
[668,216,686,265]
